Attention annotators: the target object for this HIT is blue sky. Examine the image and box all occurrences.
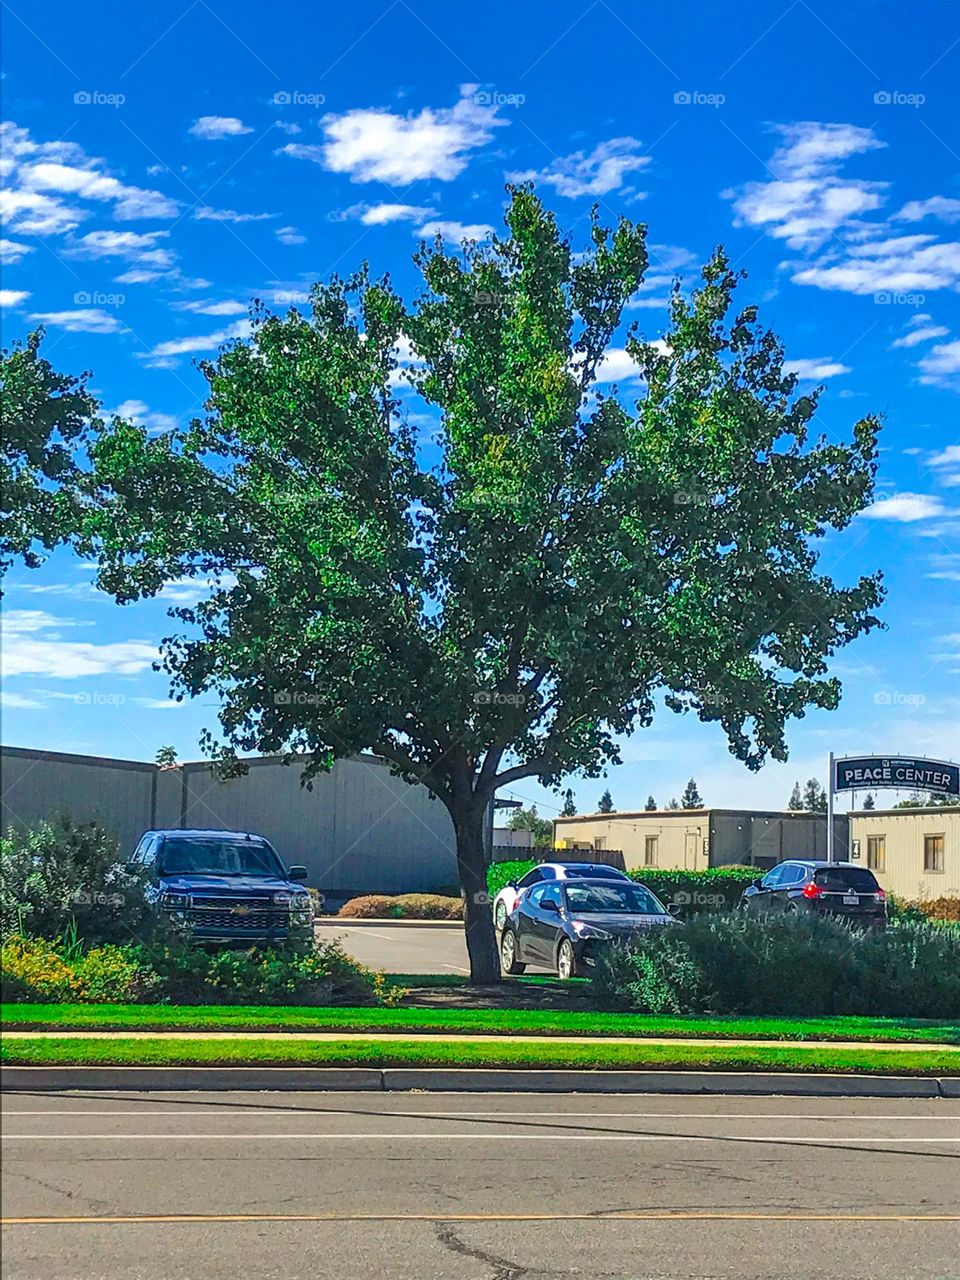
[2,0,958,817]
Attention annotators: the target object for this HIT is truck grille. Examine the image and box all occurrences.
[189,896,275,911]
[187,908,287,931]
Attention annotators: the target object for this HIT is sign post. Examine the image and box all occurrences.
[826,751,835,863]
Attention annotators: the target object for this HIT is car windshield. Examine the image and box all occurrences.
[160,838,285,877]
[563,866,625,879]
[564,883,667,915]
[814,867,880,892]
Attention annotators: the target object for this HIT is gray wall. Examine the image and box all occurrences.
[1,746,457,895]
[710,810,850,868]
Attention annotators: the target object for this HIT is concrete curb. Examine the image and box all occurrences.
[3,1066,957,1096]
[315,918,462,929]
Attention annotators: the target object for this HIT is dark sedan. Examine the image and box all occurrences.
[739,859,887,927]
[500,878,678,979]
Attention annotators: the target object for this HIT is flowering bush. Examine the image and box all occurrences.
[338,893,462,920]
[0,935,156,1003]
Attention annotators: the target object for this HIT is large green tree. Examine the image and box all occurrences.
[1,329,97,577]
[80,187,883,980]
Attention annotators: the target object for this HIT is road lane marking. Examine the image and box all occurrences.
[4,1212,960,1226]
[1,1110,955,1120]
[3,1133,958,1143]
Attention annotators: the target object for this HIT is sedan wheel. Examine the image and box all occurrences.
[500,929,526,976]
[494,900,507,931]
[557,939,579,980]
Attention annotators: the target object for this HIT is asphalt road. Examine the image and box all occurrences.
[3,1091,959,1279]
[316,921,472,974]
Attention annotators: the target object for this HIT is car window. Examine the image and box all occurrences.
[814,867,880,892]
[562,865,626,880]
[760,866,784,888]
[159,837,286,877]
[525,884,546,908]
[564,882,667,915]
[517,869,542,888]
[540,885,563,909]
[779,864,804,886]
[539,867,556,879]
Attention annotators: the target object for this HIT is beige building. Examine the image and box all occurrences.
[553,808,847,874]
[849,806,959,901]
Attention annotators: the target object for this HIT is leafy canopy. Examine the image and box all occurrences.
[83,186,883,820]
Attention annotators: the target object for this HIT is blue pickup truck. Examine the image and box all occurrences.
[128,828,314,947]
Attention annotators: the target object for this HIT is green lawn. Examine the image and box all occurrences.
[3,1003,958,1044]
[3,1035,956,1075]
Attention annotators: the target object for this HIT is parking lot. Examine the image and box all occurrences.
[316,920,472,974]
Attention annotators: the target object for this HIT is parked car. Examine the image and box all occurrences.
[127,828,314,947]
[492,861,631,932]
[739,860,887,927]
[499,877,678,979]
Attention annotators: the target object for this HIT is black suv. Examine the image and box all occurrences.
[740,860,887,927]
[129,828,314,947]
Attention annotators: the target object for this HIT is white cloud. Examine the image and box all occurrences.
[890,324,949,349]
[189,116,253,140]
[281,86,508,184]
[725,122,885,250]
[173,299,247,316]
[106,399,179,435]
[783,358,850,380]
[592,347,646,383]
[895,196,960,223]
[138,319,252,364]
[273,121,301,136]
[0,289,30,306]
[929,445,960,469]
[66,229,174,271]
[0,187,85,235]
[194,207,274,224]
[1,610,157,678]
[417,219,494,241]
[918,338,960,388]
[28,308,123,334]
[18,160,178,219]
[275,225,306,245]
[0,237,33,265]
[791,236,960,295]
[862,492,948,522]
[352,202,436,225]
[0,691,44,709]
[508,137,649,198]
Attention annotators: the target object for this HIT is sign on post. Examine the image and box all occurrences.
[825,753,960,863]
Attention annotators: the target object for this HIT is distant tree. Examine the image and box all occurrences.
[155,746,179,768]
[787,781,803,811]
[894,790,926,809]
[667,797,680,810]
[681,777,704,808]
[561,788,577,817]
[802,777,827,813]
[894,790,958,808]
[862,792,875,810]
[0,329,98,577]
[644,795,657,811]
[597,788,614,813]
[506,805,552,847]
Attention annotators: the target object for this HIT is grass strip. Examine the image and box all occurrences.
[3,1003,959,1045]
[2,1036,956,1075]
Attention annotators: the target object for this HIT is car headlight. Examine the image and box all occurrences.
[571,921,611,940]
[160,892,190,909]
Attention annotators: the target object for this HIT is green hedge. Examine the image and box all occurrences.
[593,912,960,1018]
[487,859,756,914]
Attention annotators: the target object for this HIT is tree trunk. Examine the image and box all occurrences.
[453,808,500,984]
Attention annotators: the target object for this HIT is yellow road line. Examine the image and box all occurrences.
[3,1212,960,1226]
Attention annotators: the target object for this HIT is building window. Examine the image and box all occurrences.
[644,835,658,866]
[593,837,606,851]
[866,835,885,873]
[924,834,945,873]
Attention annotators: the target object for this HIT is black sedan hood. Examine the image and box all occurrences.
[571,912,677,933]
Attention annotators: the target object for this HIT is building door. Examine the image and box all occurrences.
[684,831,699,869]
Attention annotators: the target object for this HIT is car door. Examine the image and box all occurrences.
[514,884,547,963]
[527,883,565,966]
[753,865,785,913]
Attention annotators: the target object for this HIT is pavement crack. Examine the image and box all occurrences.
[433,1221,532,1279]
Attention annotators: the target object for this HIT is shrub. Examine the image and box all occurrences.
[890,895,960,924]
[0,935,157,1003]
[593,912,960,1018]
[1,935,401,1006]
[628,866,758,915]
[0,816,151,944]
[338,893,462,920]
[488,860,537,897]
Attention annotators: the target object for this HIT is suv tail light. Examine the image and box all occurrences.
[875,888,887,902]
[802,881,824,900]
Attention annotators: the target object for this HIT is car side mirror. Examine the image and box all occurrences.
[667,903,680,916]
[506,880,517,890]
[751,878,763,889]
[288,865,308,882]
[542,899,560,914]
[123,860,138,874]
